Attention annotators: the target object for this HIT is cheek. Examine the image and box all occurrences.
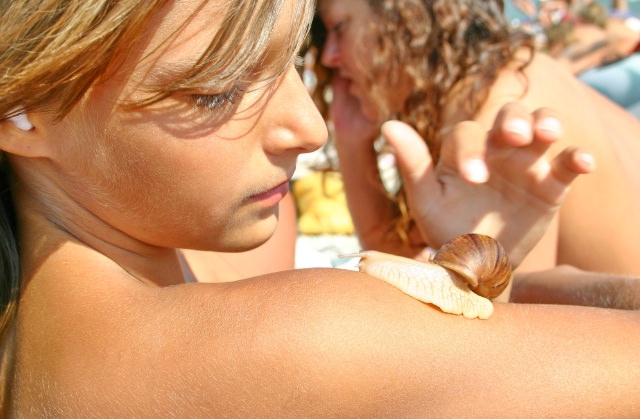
[58,78,268,249]
[124,138,241,212]
[85,126,249,247]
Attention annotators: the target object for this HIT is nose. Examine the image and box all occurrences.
[320,32,340,68]
[262,65,327,156]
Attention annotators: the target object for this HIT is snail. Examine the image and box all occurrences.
[342,234,512,319]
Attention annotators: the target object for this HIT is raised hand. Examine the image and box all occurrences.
[383,102,595,268]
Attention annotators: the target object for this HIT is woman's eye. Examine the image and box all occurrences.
[192,86,243,111]
[331,19,348,37]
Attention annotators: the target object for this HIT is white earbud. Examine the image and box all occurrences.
[8,113,34,131]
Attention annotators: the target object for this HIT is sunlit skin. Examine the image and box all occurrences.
[3,0,640,416]
[11,1,327,407]
[183,191,299,282]
[317,0,640,277]
[14,1,326,288]
[318,0,387,122]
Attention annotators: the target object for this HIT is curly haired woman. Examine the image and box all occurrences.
[316,0,640,287]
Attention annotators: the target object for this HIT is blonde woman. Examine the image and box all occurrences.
[0,0,638,416]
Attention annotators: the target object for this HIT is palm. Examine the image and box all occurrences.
[383,114,592,267]
[422,145,564,265]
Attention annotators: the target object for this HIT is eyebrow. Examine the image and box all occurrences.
[143,61,198,85]
[138,60,236,95]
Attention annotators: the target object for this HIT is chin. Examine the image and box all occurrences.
[240,235,272,252]
[359,99,382,122]
[363,108,380,122]
[225,220,278,252]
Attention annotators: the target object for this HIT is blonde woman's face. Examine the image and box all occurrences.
[41,0,326,252]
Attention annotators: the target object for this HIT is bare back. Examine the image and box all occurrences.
[471,51,640,274]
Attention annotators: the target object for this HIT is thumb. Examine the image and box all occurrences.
[381,120,436,200]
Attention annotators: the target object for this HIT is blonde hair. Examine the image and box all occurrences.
[0,0,315,394]
[0,0,313,120]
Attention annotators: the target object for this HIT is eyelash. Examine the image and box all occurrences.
[189,53,303,111]
[192,85,244,111]
[331,20,348,37]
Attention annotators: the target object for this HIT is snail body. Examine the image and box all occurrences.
[344,234,512,319]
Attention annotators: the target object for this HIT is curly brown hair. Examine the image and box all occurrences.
[365,0,534,159]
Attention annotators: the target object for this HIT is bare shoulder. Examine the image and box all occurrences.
[481,50,640,154]
[13,257,411,415]
[471,52,571,128]
[10,253,640,416]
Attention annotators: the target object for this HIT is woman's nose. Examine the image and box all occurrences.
[262,65,327,156]
[320,33,340,68]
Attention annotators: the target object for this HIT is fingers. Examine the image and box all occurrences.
[531,107,564,145]
[330,72,350,93]
[382,108,594,204]
[329,74,358,119]
[488,102,534,146]
[440,104,566,185]
[489,103,563,148]
[439,121,490,184]
[330,75,379,144]
[532,146,596,205]
[490,103,593,186]
[381,120,434,190]
[551,146,596,184]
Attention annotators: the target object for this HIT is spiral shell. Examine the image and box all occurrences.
[432,234,512,299]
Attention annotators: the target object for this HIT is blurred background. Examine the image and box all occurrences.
[505,0,640,26]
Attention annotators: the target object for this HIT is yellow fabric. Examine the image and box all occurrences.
[292,171,355,235]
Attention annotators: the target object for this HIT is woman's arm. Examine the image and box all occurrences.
[512,265,640,309]
[334,79,592,267]
[32,266,640,416]
[468,55,640,276]
[330,74,413,255]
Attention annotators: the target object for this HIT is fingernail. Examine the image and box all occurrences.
[463,158,489,183]
[505,118,532,139]
[578,152,596,170]
[536,117,563,137]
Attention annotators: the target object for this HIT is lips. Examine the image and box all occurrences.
[246,164,296,208]
[248,180,290,205]
[245,160,296,207]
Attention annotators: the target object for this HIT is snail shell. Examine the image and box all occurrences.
[432,234,512,299]
[342,234,512,319]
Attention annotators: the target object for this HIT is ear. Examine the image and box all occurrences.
[0,112,51,158]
